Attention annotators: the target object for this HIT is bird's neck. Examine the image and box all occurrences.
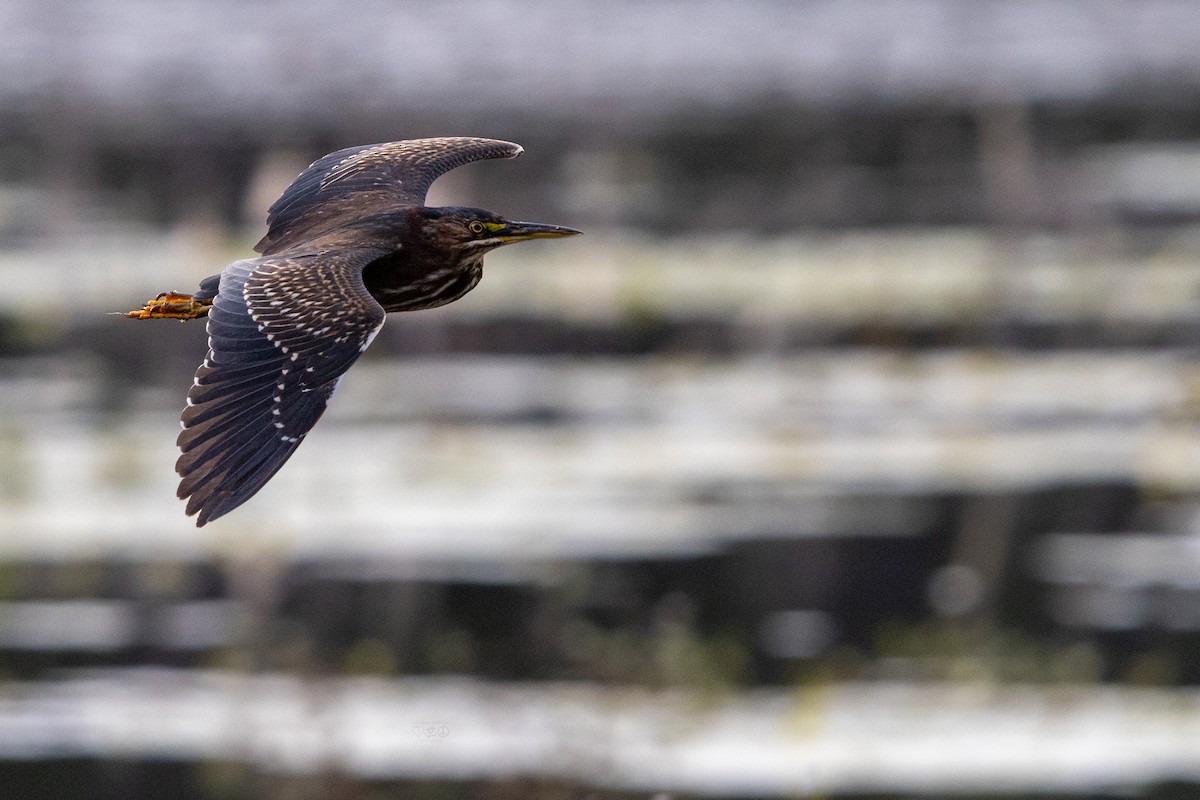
[361,241,483,314]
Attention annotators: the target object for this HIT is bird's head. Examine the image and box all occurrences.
[416,206,580,255]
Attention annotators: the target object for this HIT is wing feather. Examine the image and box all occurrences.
[177,249,387,526]
[255,137,522,254]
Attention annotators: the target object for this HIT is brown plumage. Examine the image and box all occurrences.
[128,137,579,526]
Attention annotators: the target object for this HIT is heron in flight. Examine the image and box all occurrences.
[126,138,579,526]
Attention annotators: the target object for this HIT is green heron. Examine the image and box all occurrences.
[126,137,580,526]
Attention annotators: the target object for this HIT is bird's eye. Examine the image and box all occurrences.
[468,221,485,235]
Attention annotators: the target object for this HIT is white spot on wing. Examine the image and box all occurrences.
[359,325,383,353]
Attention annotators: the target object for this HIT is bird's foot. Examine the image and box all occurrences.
[121,292,212,320]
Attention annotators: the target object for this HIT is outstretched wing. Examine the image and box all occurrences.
[255,137,523,254]
[177,248,387,526]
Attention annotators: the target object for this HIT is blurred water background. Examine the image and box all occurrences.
[4,1,1200,798]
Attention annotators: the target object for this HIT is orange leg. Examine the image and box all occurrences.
[122,291,213,320]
